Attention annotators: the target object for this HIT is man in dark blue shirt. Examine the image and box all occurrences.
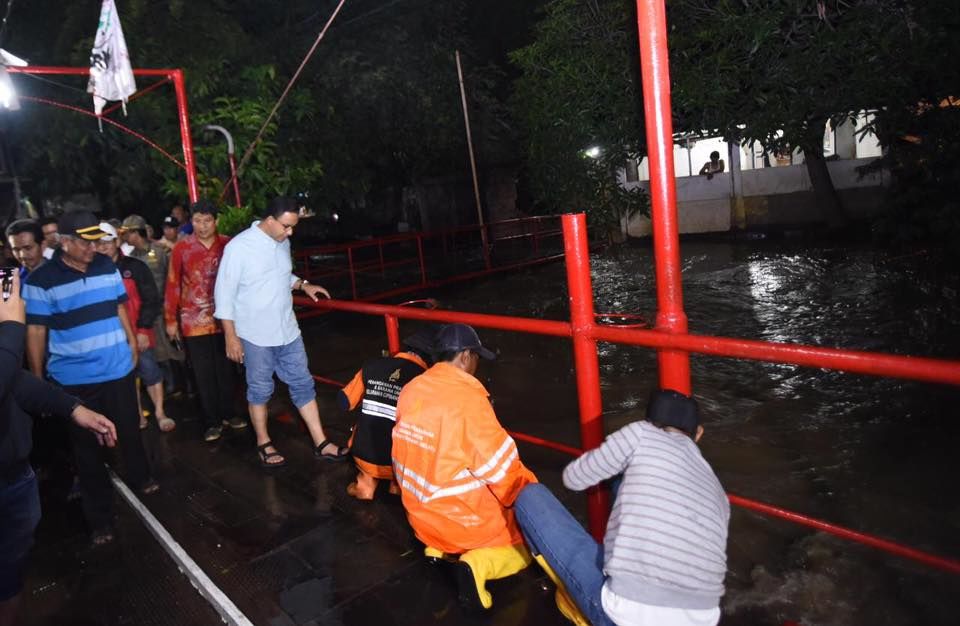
[22,211,157,545]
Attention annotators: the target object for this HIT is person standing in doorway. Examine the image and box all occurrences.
[165,201,245,442]
[214,196,347,468]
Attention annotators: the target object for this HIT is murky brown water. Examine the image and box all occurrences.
[303,240,960,626]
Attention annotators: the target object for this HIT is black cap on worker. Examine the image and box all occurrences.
[435,323,496,360]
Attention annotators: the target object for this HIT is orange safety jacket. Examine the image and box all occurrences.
[392,361,537,554]
[340,351,427,479]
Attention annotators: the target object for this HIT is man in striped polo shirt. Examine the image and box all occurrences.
[23,211,158,546]
[514,389,729,626]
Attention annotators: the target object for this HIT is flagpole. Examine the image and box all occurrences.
[455,50,490,270]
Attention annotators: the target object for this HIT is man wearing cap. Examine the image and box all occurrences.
[512,389,730,626]
[158,216,179,251]
[96,223,174,433]
[392,323,537,612]
[338,327,436,500]
[22,211,158,545]
[121,214,185,397]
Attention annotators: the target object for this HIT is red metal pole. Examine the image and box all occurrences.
[228,153,242,207]
[562,213,610,540]
[170,69,199,203]
[728,494,960,575]
[385,314,401,355]
[635,0,690,394]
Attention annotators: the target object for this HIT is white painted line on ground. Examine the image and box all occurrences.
[108,469,254,626]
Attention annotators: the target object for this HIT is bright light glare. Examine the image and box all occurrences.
[0,82,14,109]
[584,146,602,159]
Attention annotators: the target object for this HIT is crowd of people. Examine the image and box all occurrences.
[1,197,731,626]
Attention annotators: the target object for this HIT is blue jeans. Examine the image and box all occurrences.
[241,336,316,408]
[514,483,614,626]
[0,465,41,601]
[136,347,163,387]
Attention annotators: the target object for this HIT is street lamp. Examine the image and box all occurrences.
[203,124,241,207]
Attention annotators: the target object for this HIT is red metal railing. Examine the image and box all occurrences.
[297,212,960,576]
[293,215,564,306]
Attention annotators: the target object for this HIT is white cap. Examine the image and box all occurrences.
[98,221,119,241]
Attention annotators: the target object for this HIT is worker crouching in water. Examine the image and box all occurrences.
[338,328,437,500]
[392,323,537,611]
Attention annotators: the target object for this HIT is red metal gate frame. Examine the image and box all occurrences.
[7,66,199,204]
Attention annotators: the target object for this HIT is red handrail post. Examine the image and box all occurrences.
[347,248,359,300]
[417,235,428,286]
[562,213,610,540]
[170,69,199,204]
[385,314,401,354]
[634,0,690,394]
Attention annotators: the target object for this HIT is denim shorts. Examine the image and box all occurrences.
[0,464,41,601]
[241,336,317,408]
[137,347,163,387]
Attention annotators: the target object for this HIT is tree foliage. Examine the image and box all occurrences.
[3,0,506,226]
[510,0,648,231]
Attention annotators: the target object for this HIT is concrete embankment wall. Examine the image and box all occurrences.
[624,157,890,236]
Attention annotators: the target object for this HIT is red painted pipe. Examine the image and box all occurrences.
[591,325,960,387]
[295,295,960,386]
[634,0,690,394]
[728,494,960,575]
[385,314,401,354]
[562,213,610,540]
[7,66,178,77]
[507,431,583,457]
[171,69,199,203]
[101,77,171,117]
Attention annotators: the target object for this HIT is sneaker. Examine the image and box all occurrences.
[223,416,248,430]
[203,426,223,442]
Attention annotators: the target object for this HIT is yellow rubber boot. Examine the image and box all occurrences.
[424,546,445,560]
[533,554,591,626]
[456,544,532,611]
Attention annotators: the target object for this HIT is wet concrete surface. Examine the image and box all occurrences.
[22,371,576,626]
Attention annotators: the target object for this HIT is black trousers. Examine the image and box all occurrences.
[62,372,151,532]
[184,333,236,429]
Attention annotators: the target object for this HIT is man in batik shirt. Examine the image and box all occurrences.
[164,201,245,442]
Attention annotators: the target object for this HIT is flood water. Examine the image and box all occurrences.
[305,240,960,626]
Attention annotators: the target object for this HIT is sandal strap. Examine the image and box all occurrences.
[257,441,276,452]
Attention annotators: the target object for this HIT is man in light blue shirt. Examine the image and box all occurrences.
[214,197,348,469]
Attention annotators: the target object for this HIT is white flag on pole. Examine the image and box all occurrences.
[87,0,136,124]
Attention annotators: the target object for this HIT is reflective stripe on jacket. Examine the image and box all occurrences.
[341,351,427,478]
[392,362,537,554]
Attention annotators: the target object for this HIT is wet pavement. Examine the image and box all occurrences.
[22,366,579,626]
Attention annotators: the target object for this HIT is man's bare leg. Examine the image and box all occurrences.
[147,382,174,431]
[296,399,339,455]
[249,403,284,465]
